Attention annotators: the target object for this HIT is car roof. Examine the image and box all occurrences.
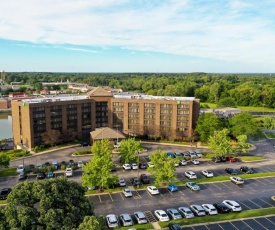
[179,206,190,211]
[134,211,145,217]
[167,208,178,212]
[120,213,131,219]
[224,200,239,205]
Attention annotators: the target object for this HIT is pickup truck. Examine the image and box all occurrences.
[65,168,73,177]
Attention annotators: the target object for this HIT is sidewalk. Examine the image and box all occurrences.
[141,141,209,149]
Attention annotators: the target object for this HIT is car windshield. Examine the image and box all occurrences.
[152,188,157,191]
[161,214,167,217]
[174,212,181,216]
[186,210,192,214]
[190,183,196,186]
[0,191,8,195]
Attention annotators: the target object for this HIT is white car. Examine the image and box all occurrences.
[191,159,200,165]
[201,170,214,178]
[154,210,170,222]
[147,186,160,195]
[189,151,197,158]
[120,213,133,226]
[230,176,244,185]
[65,168,73,177]
[174,161,179,167]
[134,211,148,224]
[131,163,138,170]
[122,164,131,170]
[77,161,83,168]
[202,204,218,215]
[223,200,242,212]
[122,188,133,197]
[179,159,187,166]
[16,165,24,174]
[185,171,197,179]
[178,207,194,218]
[190,205,206,216]
[196,151,203,158]
[118,178,126,187]
[147,162,154,168]
[106,214,119,228]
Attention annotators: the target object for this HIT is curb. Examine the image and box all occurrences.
[141,141,209,149]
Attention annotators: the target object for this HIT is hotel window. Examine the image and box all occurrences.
[144,108,155,113]
[160,121,171,126]
[128,103,139,107]
[160,115,171,120]
[129,113,139,118]
[113,102,124,107]
[144,114,155,119]
[144,103,155,108]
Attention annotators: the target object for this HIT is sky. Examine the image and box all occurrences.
[0,0,274,73]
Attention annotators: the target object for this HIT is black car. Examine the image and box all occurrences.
[168,223,182,230]
[139,163,147,169]
[225,168,238,175]
[27,164,35,171]
[240,166,254,174]
[213,203,231,213]
[19,172,27,180]
[80,142,90,147]
[61,161,67,167]
[130,177,141,186]
[213,156,227,163]
[140,174,150,184]
[0,188,12,200]
[68,160,75,167]
[37,173,45,180]
[110,165,117,172]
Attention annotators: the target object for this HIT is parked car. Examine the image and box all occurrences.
[230,176,244,185]
[189,151,197,158]
[27,164,35,171]
[47,171,54,179]
[77,161,83,168]
[68,160,75,167]
[0,188,12,200]
[140,174,150,184]
[52,160,59,169]
[179,159,187,166]
[147,186,160,195]
[195,151,203,158]
[166,208,182,220]
[120,213,133,226]
[212,156,226,163]
[183,152,191,159]
[174,152,182,157]
[37,172,45,180]
[178,207,194,218]
[131,163,138,170]
[61,161,66,167]
[213,203,231,213]
[167,184,178,192]
[118,178,126,187]
[80,142,90,147]
[154,210,170,222]
[186,182,200,191]
[65,168,73,177]
[240,166,254,174]
[139,163,147,169]
[222,200,242,212]
[122,163,131,170]
[190,204,206,216]
[18,172,27,180]
[201,170,214,178]
[185,171,197,179]
[106,214,119,228]
[134,211,148,224]
[167,152,176,159]
[191,159,200,165]
[226,156,237,162]
[202,204,218,215]
[225,168,238,175]
[16,165,24,174]
[110,164,117,172]
[168,223,182,230]
[44,162,51,167]
[36,163,43,169]
[130,177,141,186]
[122,188,133,197]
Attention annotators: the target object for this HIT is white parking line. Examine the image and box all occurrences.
[259,198,275,207]
[265,217,275,226]
[238,201,251,210]
[254,218,268,229]
[98,195,102,203]
[119,193,124,200]
[6,177,10,184]
[248,199,264,208]
[227,222,238,229]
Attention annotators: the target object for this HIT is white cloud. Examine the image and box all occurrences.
[0,0,275,68]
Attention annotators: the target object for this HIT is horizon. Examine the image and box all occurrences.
[1,0,275,73]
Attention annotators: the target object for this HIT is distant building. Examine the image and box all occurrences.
[8,92,28,98]
[0,98,11,109]
[11,87,200,149]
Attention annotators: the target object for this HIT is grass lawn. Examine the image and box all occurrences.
[239,156,266,162]
[264,132,275,139]
[159,207,275,228]
[0,168,17,177]
[0,200,7,205]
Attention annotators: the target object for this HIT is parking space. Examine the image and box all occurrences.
[183,215,275,230]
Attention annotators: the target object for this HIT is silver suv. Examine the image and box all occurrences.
[134,211,148,224]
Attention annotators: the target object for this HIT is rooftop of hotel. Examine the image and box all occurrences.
[20,95,89,104]
[113,93,195,101]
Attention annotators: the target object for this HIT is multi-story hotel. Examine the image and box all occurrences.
[11,87,200,149]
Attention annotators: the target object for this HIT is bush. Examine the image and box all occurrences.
[73,150,91,155]
[61,165,67,170]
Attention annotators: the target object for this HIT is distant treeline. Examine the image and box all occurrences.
[3,72,275,108]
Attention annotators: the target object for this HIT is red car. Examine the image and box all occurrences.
[226,157,237,163]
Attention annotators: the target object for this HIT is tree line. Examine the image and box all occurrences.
[2,72,275,108]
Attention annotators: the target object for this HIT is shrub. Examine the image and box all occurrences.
[73,150,91,155]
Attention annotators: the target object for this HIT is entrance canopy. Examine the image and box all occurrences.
[90,127,126,141]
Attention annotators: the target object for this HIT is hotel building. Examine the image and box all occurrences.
[11,87,200,149]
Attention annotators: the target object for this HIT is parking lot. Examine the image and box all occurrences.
[183,215,275,230]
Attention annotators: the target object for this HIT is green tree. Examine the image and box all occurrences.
[217,97,236,107]
[208,129,232,157]
[263,117,275,130]
[235,135,251,156]
[0,152,10,168]
[147,150,176,185]
[0,138,7,150]
[4,177,94,230]
[195,113,223,142]
[78,216,108,230]
[82,140,117,190]
[229,112,259,138]
[118,138,143,163]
